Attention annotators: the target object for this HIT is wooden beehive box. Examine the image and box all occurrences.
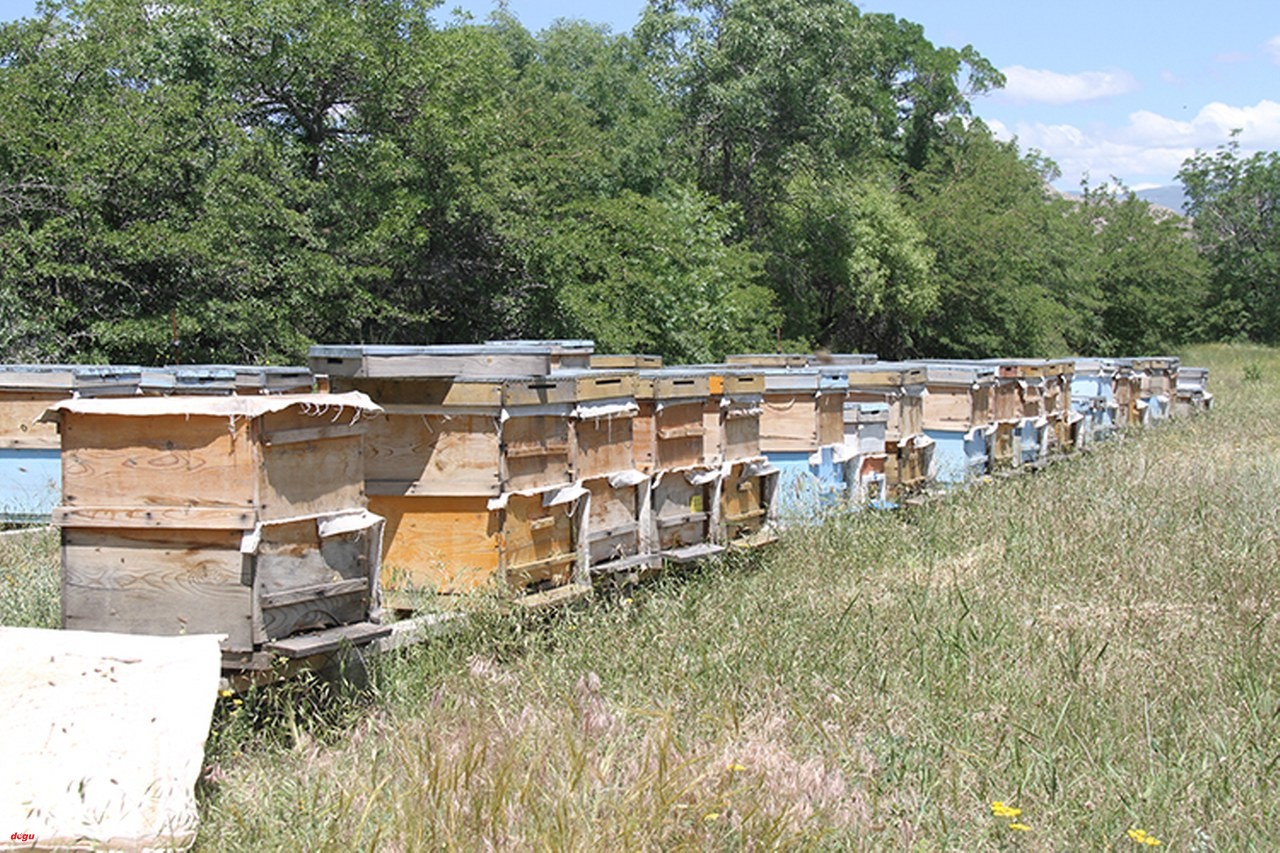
[484,339,595,372]
[0,365,142,524]
[43,393,386,667]
[844,364,930,495]
[905,362,998,484]
[354,375,577,595]
[753,368,846,453]
[1174,366,1213,415]
[559,369,649,572]
[138,366,239,395]
[1111,364,1146,428]
[634,371,720,555]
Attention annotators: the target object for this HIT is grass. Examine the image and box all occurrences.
[4,343,1279,849]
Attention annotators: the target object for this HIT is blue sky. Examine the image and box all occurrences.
[3,0,1276,190]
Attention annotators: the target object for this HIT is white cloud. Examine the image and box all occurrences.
[998,65,1139,104]
[1268,35,1280,63]
[996,99,1280,188]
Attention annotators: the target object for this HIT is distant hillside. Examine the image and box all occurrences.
[1136,184,1188,213]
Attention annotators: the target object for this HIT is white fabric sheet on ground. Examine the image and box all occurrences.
[0,627,223,852]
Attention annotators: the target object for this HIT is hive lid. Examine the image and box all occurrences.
[0,364,143,394]
[309,343,591,379]
[903,361,997,385]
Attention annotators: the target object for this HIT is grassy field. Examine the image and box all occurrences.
[4,343,1278,849]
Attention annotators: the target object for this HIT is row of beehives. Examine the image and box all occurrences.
[1,345,1210,671]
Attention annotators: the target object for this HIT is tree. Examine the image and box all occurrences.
[528,187,777,362]
[770,170,934,356]
[907,126,1091,357]
[1179,137,1280,342]
[1075,180,1209,353]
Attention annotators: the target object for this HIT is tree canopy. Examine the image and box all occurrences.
[0,0,1230,365]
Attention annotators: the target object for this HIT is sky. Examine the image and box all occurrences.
[2,0,1276,191]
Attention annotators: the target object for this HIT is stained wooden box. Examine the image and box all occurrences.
[371,483,584,595]
[756,368,846,453]
[560,369,649,572]
[43,393,385,663]
[844,364,927,444]
[590,353,663,370]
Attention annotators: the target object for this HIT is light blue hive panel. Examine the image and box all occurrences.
[766,447,849,524]
[0,447,61,523]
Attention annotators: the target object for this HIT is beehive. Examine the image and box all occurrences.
[0,365,141,524]
[699,367,777,545]
[558,369,651,573]
[1173,366,1212,416]
[1127,356,1180,420]
[748,366,850,521]
[907,361,997,484]
[1111,363,1147,428]
[310,345,586,595]
[842,401,890,505]
[42,393,386,668]
[844,363,932,497]
[635,370,720,558]
[1070,359,1119,446]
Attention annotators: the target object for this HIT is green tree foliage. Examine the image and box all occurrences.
[771,171,934,354]
[1179,137,1280,342]
[1075,181,1210,353]
[907,127,1092,357]
[531,188,776,362]
[0,0,1216,365]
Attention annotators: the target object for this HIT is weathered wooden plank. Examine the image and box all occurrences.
[259,578,369,609]
[61,526,254,651]
[0,392,63,446]
[264,622,391,658]
[259,434,365,521]
[54,506,257,530]
[502,415,572,491]
[501,493,577,590]
[261,423,367,447]
[363,412,501,496]
[574,414,634,480]
[59,413,258,511]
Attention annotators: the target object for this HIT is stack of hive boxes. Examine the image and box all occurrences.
[726,356,850,522]
[43,392,387,670]
[1070,359,1119,447]
[310,343,593,599]
[1173,366,1213,415]
[1127,357,1180,421]
[1041,359,1080,454]
[702,366,778,546]
[908,361,997,485]
[1111,361,1149,427]
[634,368,724,561]
[844,363,932,498]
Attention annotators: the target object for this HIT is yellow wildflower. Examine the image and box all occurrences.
[728,763,747,772]
[1008,823,1031,832]
[991,801,1022,818]
[704,812,720,822]
[1128,828,1162,846]
[218,688,234,698]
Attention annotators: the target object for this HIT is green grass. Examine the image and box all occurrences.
[5,344,1278,849]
